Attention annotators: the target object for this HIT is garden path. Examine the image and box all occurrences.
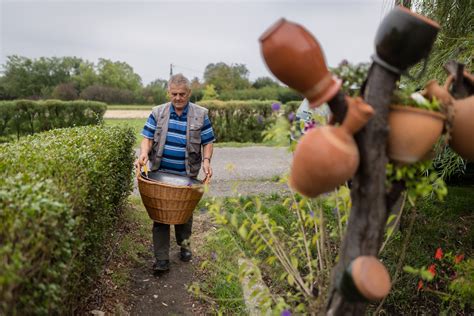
[126,146,292,315]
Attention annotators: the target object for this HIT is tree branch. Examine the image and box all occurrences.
[326,63,399,315]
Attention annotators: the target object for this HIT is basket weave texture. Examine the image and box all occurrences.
[137,174,204,224]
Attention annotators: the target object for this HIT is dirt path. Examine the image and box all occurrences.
[124,146,292,315]
[128,212,212,315]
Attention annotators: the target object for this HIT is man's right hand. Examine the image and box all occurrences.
[135,153,148,170]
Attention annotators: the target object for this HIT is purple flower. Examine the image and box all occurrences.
[211,252,217,261]
[281,310,292,316]
[257,115,264,124]
[271,102,281,112]
[309,211,314,218]
[288,112,295,122]
[304,120,316,132]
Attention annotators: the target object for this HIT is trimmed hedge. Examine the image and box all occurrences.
[0,125,135,315]
[199,100,301,142]
[0,99,106,142]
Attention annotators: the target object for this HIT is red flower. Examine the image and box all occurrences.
[434,248,443,260]
[427,264,436,277]
[417,280,423,290]
[454,254,465,264]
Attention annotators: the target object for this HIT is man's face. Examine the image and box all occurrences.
[168,84,191,110]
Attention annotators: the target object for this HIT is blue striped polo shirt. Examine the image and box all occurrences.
[141,103,215,175]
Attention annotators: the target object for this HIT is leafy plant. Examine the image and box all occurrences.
[391,87,442,112]
[404,248,473,311]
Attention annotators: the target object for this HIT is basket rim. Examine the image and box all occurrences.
[137,172,206,189]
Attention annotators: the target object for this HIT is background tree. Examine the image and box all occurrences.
[190,77,203,102]
[203,62,251,93]
[141,79,168,104]
[252,76,279,89]
[71,60,98,93]
[96,58,142,92]
[202,84,218,100]
[410,0,473,82]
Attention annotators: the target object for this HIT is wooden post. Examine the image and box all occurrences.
[326,63,400,315]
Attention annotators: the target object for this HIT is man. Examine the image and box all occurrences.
[135,73,215,273]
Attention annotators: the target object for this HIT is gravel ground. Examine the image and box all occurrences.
[134,146,293,197]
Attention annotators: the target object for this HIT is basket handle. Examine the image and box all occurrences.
[135,163,148,179]
[203,175,211,185]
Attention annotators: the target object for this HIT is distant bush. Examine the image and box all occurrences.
[52,82,79,100]
[0,99,106,142]
[80,84,135,104]
[199,100,301,143]
[218,86,302,103]
[0,125,135,315]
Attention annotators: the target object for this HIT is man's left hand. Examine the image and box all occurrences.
[202,159,213,181]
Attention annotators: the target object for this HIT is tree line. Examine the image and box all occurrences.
[0,56,301,104]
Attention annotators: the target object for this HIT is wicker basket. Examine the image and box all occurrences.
[137,169,208,224]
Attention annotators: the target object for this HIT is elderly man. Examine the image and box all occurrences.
[135,73,215,273]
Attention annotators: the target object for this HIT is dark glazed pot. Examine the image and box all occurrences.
[259,18,341,108]
[373,6,439,75]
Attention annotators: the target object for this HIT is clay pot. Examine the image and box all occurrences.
[259,18,341,108]
[422,79,454,106]
[338,256,391,302]
[449,96,474,160]
[422,77,474,160]
[373,6,439,75]
[289,97,374,197]
[388,105,446,164]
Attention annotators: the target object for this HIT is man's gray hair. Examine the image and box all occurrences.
[168,73,191,90]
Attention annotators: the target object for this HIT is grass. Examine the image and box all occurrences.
[197,186,474,314]
[377,185,474,314]
[193,195,297,314]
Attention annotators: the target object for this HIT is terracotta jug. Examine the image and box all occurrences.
[338,256,391,302]
[388,105,445,164]
[449,96,474,160]
[259,18,341,108]
[289,97,374,197]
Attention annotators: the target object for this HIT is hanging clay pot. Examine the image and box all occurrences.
[373,6,439,76]
[423,77,474,161]
[289,97,374,197]
[337,256,392,302]
[388,105,446,164]
[259,18,341,108]
[448,96,474,161]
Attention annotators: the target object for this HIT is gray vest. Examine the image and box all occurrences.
[148,102,208,178]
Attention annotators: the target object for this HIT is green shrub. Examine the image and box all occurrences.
[0,99,106,142]
[0,125,135,315]
[199,100,301,143]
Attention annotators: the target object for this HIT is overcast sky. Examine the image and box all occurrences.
[0,0,395,85]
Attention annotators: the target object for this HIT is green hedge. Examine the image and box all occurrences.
[0,99,106,142]
[199,100,301,142]
[0,125,135,315]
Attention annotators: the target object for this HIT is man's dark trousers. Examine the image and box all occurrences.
[153,216,193,260]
